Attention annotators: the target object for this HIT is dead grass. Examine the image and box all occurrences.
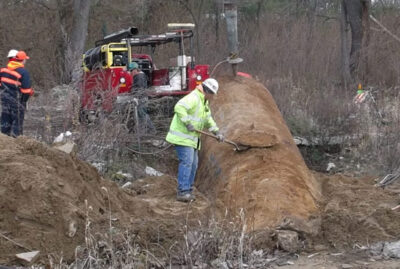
[49,206,281,269]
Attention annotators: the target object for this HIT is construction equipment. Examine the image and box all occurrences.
[210,1,243,77]
[80,24,210,121]
[224,0,243,76]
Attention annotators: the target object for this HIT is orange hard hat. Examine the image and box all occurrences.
[16,51,30,60]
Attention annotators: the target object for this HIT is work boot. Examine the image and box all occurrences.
[176,193,195,203]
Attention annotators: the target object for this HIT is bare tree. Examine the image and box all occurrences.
[340,0,351,88]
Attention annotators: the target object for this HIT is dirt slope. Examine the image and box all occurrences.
[318,174,400,248]
[0,134,208,265]
[197,76,321,231]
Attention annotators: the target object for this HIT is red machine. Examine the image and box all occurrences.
[81,24,210,120]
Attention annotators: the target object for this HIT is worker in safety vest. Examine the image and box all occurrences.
[0,50,34,137]
[166,78,224,202]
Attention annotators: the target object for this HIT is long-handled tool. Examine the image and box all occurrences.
[196,129,250,152]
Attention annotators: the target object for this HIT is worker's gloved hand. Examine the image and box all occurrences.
[215,131,224,142]
[186,123,195,132]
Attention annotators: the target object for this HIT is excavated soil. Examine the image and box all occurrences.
[0,134,209,265]
[317,173,400,249]
[197,76,321,231]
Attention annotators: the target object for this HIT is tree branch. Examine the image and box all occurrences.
[370,15,400,44]
[32,0,57,11]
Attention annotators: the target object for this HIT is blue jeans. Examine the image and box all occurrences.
[1,96,26,137]
[175,145,198,195]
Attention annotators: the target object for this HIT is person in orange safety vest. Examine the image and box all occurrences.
[0,50,34,137]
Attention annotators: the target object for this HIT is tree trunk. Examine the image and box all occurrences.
[340,0,351,88]
[342,0,370,84]
[63,0,91,84]
[343,0,363,76]
[360,0,370,83]
[306,0,318,57]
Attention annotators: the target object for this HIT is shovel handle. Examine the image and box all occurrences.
[196,129,218,139]
[195,129,240,150]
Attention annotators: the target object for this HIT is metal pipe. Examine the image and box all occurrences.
[224,1,239,57]
[224,0,243,76]
[95,27,139,46]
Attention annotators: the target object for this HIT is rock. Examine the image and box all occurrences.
[53,141,76,154]
[53,131,73,143]
[251,249,264,259]
[15,250,40,263]
[149,139,165,147]
[326,162,336,172]
[382,241,400,258]
[369,242,384,256]
[113,171,133,181]
[91,162,106,173]
[293,136,310,146]
[68,220,77,237]
[53,133,64,143]
[122,182,132,188]
[277,230,299,253]
[145,166,163,177]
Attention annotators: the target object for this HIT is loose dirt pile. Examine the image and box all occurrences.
[317,173,400,249]
[0,134,208,265]
[197,76,321,231]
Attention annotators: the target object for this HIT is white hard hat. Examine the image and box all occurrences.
[202,78,219,94]
[7,49,18,58]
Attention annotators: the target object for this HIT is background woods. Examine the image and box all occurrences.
[1,0,399,88]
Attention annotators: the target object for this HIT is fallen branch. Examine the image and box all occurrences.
[392,205,400,211]
[375,172,400,188]
[0,232,32,251]
[370,15,400,44]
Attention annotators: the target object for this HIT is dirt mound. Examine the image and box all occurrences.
[197,76,321,231]
[0,134,134,263]
[317,174,400,248]
[0,134,208,265]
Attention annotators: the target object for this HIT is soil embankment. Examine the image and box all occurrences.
[0,134,208,264]
[197,76,321,230]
